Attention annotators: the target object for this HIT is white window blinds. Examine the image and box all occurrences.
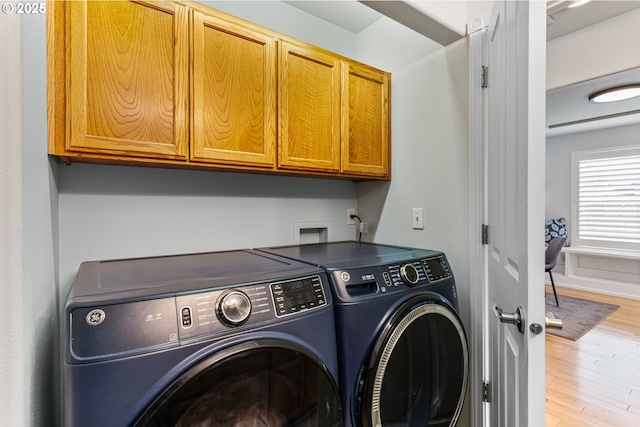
[575,146,640,252]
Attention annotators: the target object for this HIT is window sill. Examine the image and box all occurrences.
[562,246,640,261]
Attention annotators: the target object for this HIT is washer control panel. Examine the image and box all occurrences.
[176,282,273,341]
[70,274,329,361]
[217,290,252,326]
[271,275,326,317]
[177,274,325,340]
[70,297,179,362]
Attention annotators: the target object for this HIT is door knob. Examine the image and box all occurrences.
[545,314,563,329]
[496,306,525,334]
[529,315,563,334]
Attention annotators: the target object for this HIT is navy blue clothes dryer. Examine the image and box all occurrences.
[259,241,469,427]
[63,250,342,427]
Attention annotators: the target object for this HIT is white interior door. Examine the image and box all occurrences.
[485,1,547,426]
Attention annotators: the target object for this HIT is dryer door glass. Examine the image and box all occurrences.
[361,298,469,427]
[135,342,342,427]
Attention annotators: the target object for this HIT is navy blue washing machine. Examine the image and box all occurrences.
[258,241,469,427]
[63,250,343,427]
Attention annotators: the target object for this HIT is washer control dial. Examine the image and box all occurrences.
[217,291,251,326]
[400,263,419,286]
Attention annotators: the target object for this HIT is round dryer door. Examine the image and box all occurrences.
[134,341,342,427]
[359,295,468,427]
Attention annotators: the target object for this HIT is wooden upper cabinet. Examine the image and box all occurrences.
[49,1,390,180]
[342,62,391,178]
[65,1,189,159]
[191,11,276,167]
[278,40,341,172]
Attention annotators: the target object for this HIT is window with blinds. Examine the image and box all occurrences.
[573,146,640,252]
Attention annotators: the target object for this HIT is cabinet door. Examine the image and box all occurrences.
[341,62,390,178]
[67,1,189,159]
[191,11,276,167]
[278,40,341,172]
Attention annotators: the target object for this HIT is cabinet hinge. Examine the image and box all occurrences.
[483,381,490,402]
[481,66,488,89]
[482,224,489,245]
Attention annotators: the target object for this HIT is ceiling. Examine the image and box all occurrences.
[284,1,640,40]
[546,1,640,135]
[546,0,640,40]
[282,1,640,135]
[283,0,381,33]
[546,67,640,135]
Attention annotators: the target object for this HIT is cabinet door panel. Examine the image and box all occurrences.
[191,12,276,166]
[342,63,390,178]
[67,1,189,158]
[279,41,341,172]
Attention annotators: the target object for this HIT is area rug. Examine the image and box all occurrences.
[545,293,619,341]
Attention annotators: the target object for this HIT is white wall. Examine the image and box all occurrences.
[547,8,640,90]
[467,1,494,22]
[202,0,357,56]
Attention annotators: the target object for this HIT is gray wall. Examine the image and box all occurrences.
[58,166,358,291]
[355,21,470,329]
[20,12,60,426]
[6,2,471,425]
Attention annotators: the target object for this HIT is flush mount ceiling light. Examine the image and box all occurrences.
[568,0,592,8]
[588,85,640,104]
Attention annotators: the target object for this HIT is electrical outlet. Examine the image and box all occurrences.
[347,208,356,225]
[412,208,424,230]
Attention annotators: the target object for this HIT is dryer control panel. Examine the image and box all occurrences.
[421,255,452,282]
[329,255,454,302]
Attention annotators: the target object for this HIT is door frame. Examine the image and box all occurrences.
[468,12,491,426]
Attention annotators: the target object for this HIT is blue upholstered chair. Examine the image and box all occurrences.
[545,236,566,307]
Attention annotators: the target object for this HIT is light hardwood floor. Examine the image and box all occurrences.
[546,285,640,427]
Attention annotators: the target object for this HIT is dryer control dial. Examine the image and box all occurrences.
[400,263,420,286]
[217,291,251,326]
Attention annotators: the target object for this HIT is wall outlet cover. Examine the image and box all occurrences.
[347,208,356,225]
[412,208,424,230]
